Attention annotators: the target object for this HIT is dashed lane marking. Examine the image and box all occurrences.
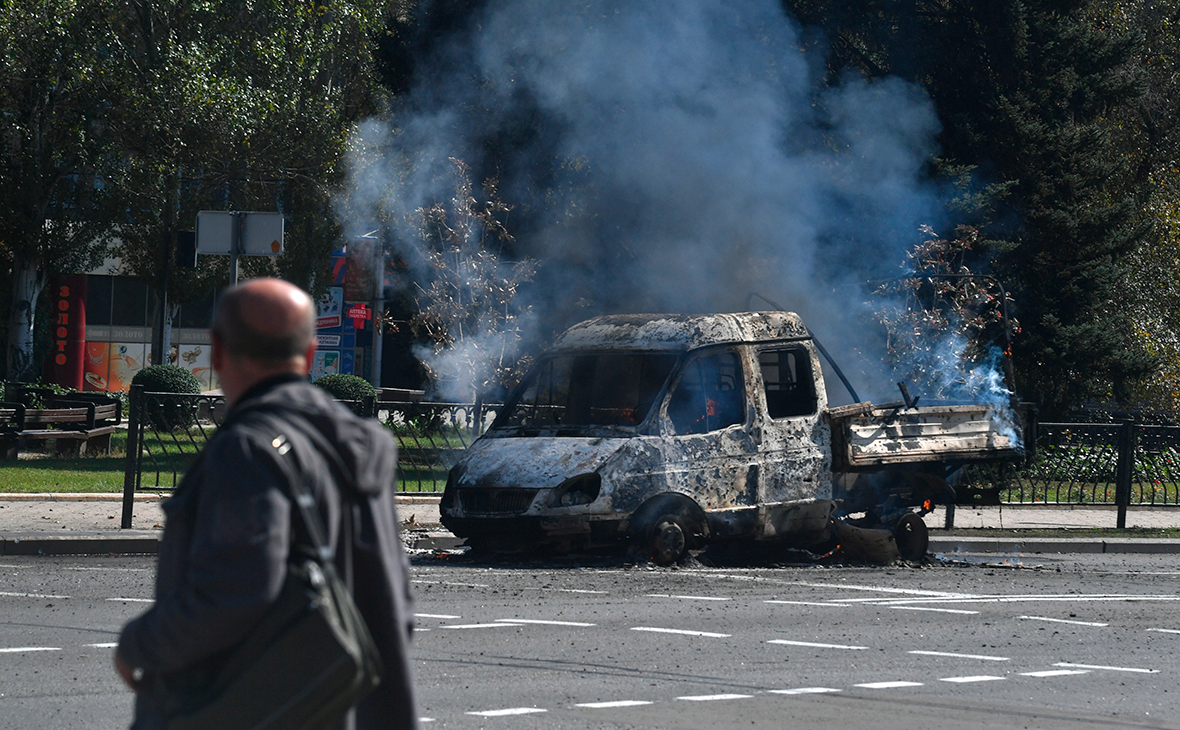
[415,613,460,619]
[1021,670,1090,678]
[768,687,842,695]
[768,639,868,650]
[0,647,60,653]
[765,600,850,607]
[84,643,117,648]
[1054,662,1158,674]
[854,681,924,689]
[888,606,979,615]
[440,623,525,629]
[576,700,654,708]
[106,597,153,603]
[646,594,731,601]
[909,650,1009,661]
[1147,628,1180,634]
[939,676,1005,683]
[0,591,70,599]
[631,627,731,638]
[676,694,753,701]
[495,619,596,627]
[1019,616,1107,627]
[467,707,547,717]
[411,580,491,588]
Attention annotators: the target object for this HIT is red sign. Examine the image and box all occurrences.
[44,275,87,390]
[347,305,371,330]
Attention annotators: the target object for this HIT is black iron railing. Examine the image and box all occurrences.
[120,384,500,527]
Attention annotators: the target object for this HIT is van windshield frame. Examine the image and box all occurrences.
[491,351,681,435]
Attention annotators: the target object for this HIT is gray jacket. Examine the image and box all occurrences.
[118,375,418,729]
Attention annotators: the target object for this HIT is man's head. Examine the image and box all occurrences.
[211,278,316,405]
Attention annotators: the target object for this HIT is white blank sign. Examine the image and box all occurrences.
[196,211,284,256]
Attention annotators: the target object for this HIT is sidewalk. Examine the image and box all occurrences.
[1,494,1178,556]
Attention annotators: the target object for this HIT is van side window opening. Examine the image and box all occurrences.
[667,351,745,435]
[501,353,678,429]
[759,348,817,418]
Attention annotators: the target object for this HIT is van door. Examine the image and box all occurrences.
[754,344,830,505]
[657,348,760,517]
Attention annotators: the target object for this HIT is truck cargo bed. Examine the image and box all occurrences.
[828,401,1023,471]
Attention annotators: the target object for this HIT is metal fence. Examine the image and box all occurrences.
[120,384,499,527]
[963,421,1180,527]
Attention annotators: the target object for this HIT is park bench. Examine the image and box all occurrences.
[0,393,122,459]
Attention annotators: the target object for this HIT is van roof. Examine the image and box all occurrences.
[553,312,811,352]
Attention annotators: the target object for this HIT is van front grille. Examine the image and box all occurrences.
[459,488,539,515]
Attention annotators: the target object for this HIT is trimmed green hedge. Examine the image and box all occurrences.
[313,373,376,401]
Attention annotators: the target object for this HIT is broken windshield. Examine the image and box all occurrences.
[495,352,679,432]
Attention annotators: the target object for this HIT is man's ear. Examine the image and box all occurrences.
[211,334,224,373]
[301,340,317,375]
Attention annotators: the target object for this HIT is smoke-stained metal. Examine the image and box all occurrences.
[441,311,1027,564]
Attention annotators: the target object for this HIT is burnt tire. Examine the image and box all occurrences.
[648,513,690,565]
[894,513,929,561]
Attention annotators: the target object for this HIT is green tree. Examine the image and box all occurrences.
[783,0,1156,418]
[0,1,115,380]
[102,0,396,358]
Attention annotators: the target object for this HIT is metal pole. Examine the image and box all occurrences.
[230,211,242,287]
[121,384,143,529]
[1115,419,1135,529]
[371,239,384,387]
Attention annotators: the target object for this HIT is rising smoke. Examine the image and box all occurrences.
[342,0,958,403]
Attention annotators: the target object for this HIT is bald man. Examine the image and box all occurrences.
[116,278,419,730]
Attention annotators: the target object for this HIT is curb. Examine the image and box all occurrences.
[0,532,161,556]
[0,493,441,504]
[929,536,1180,555]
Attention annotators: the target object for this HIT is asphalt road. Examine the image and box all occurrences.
[3,551,1180,729]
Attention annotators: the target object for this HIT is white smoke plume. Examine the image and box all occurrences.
[341,0,950,402]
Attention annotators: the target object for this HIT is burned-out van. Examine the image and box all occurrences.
[440,312,1026,563]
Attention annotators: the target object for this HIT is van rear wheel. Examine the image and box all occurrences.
[894,513,929,560]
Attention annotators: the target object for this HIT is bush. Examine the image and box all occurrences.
[133,365,201,430]
[313,373,376,402]
[133,365,202,395]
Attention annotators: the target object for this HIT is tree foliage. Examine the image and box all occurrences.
[783,0,1157,418]
[0,0,116,380]
[409,159,536,401]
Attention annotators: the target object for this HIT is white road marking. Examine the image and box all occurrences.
[866,594,1180,606]
[576,700,654,708]
[1019,616,1107,627]
[441,623,524,629]
[415,613,460,619]
[855,681,924,689]
[889,606,979,615]
[631,627,731,638]
[1147,628,1180,634]
[467,707,547,717]
[765,600,850,607]
[495,619,596,627]
[773,580,972,598]
[676,693,752,701]
[940,676,1006,683]
[646,594,731,601]
[106,597,153,603]
[909,650,1009,661]
[84,643,118,648]
[411,580,491,588]
[559,589,608,594]
[419,719,435,723]
[1054,662,1158,674]
[1021,669,1090,678]
[768,687,842,695]
[0,591,70,599]
[768,639,867,650]
[0,647,60,653]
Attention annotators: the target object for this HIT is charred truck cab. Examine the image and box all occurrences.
[441,312,1026,564]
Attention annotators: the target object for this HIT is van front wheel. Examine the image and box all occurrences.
[649,513,689,565]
